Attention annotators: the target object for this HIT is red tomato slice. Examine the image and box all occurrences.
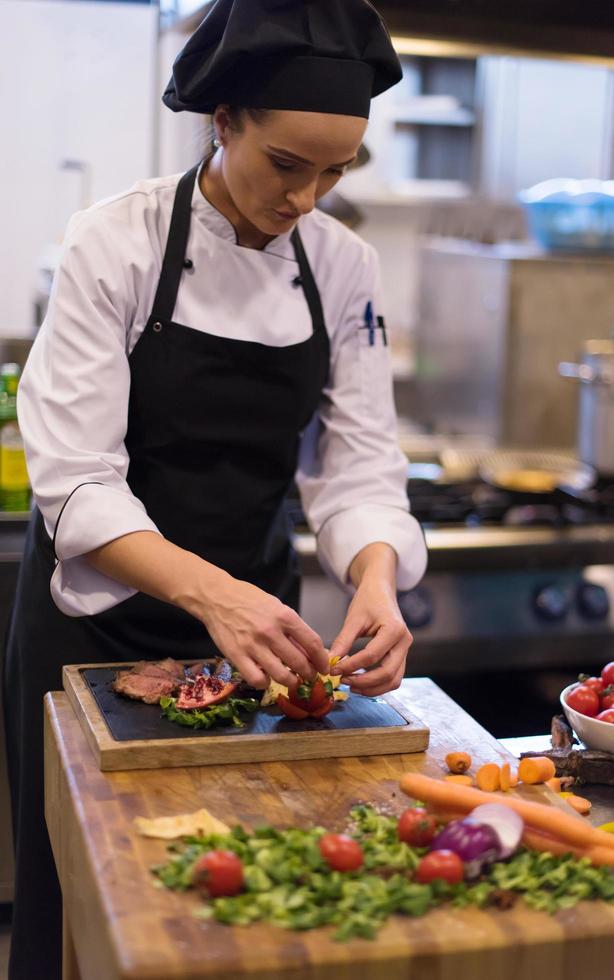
[310,698,334,718]
[289,676,331,712]
[277,694,310,720]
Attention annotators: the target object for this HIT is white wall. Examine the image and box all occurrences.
[158,26,208,176]
[478,57,614,197]
[0,0,159,337]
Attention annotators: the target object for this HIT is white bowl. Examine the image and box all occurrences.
[560,683,614,753]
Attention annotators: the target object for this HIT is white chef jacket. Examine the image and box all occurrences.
[18,169,427,616]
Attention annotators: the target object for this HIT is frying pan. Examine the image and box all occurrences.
[478,451,597,504]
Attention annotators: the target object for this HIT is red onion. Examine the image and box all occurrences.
[430,817,501,879]
[469,804,524,859]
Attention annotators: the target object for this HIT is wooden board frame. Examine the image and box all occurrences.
[62,662,430,771]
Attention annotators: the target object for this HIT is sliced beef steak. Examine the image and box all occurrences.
[129,658,185,681]
[112,669,178,705]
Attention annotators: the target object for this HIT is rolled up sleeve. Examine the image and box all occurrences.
[18,209,161,616]
[296,243,427,592]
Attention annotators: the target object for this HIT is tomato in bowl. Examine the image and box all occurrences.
[561,683,614,752]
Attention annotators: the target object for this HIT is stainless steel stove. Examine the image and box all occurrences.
[294,458,614,734]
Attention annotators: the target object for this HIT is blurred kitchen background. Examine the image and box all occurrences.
[3,1,614,905]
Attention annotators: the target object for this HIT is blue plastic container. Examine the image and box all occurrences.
[518,178,614,253]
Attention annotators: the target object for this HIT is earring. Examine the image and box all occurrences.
[213,137,221,148]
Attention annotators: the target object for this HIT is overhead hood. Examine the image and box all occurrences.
[374,1,614,63]
[170,1,614,64]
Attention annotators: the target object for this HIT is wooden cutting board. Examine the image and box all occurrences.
[62,662,429,771]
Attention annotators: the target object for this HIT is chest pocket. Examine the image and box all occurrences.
[358,321,394,427]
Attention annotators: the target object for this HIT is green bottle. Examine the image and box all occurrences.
[0,363,30,512]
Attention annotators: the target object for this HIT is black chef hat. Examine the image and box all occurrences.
[163,0,402,119]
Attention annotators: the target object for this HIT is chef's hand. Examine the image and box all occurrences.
[329,543,412,697]
[199,575,329,692]
[84,530,328,691]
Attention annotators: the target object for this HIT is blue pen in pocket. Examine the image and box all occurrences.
[363,301,375,346]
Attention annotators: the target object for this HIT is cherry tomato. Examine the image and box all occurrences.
[192,850,244,897]
[597,708,614,724]
[318,833,364,872]
[416,850,464,885]
[566,685,600,717]
[289,676,331,712]
[601,662,614,688]
[600,687,614,710]
[397,808,438,847]
[579,674,604,695]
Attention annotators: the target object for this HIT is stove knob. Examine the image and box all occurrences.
[533,584,570,622]
[577,582,610,621]
[399,586,433,629]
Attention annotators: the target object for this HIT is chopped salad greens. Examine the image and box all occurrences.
[153,805,614,940]
[159,694,259,730]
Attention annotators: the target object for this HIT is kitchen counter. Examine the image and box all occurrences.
[45,678,614,980]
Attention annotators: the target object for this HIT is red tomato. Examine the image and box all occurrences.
[600,687,614,710]
[397,808,438,847]
[310,698,334,718]
[579,675,604,695]
[318,833,364,872]
[192,850,244,897]
[597,709,614,724]
[416,850,464,885]
[277,694,310,720]
[566,685,600,717]
[289,676,330,712]
[601,662,614,688]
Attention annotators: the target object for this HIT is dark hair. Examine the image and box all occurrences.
[206,106,272,154]
[226,106,272,130]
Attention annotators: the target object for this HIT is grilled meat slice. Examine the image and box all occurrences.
[112,670,178,705]
[128,658,185,680]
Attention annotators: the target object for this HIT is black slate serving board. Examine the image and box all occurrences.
[83,668,408,742]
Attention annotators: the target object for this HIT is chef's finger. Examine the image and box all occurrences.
[337,624,402,674]
[344,645,408,695]
[252,647,304,691]
[270,635,317,683]
[230,654,270,690]
[348,665,406,698]
[329,616,363,664]
[284,615,329,673]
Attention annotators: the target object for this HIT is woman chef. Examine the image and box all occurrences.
[3,0,427,976]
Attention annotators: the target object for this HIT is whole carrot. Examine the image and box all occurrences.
[522,827,614,867]
[400,772,614,853]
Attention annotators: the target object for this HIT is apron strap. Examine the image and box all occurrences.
[150,163,200,324]
[290,228,327,336]
[150,162,327,340]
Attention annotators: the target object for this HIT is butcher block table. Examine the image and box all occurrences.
[44,678,614,980]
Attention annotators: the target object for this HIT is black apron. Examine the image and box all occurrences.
[2,163,330,980]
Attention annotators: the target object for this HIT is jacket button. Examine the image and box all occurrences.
[153,321,163,332]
